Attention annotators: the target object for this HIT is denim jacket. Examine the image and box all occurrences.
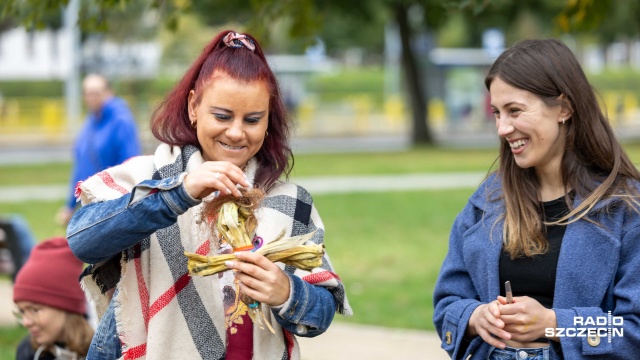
[68,174,336,359]
[433,174,640,359]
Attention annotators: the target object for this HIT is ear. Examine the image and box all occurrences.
[557,94,574,122]
[187,90,197,121]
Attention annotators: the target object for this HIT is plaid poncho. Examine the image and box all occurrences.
[77,144,351,360]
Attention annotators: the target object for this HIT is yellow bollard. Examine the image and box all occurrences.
[42,100,64,134]
[384,95,405,129]
[296,98,317,136]
[623,92,637,125]
[428,98,447,130]
[603,91,619,127]
[5,99,20,132]
[351,94,372,135]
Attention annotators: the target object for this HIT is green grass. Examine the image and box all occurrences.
[3,142,640,355]
[0,163,72,187]
[315,189,472,329]
[0,201,66,241]
[291,146,499,177]
[0,189,468,355]
[0,326,28,359]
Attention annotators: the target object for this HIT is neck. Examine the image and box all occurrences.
[536,171,566,202]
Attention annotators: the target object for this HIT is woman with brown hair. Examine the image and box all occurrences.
[67,30,350,360]
[14,237,94,360]
[433,38,640,359]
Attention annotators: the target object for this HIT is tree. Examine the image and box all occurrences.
[188,0,452,145]
[5,0,639,145]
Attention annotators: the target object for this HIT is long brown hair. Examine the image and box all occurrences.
[485,39,640,258]
[30,312,94,357]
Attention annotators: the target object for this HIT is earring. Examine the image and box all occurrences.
[190,119,196,129]
[562,117,565,124]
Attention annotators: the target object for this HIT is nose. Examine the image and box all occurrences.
[22,316,34,328]
[225,118,245,142]
[496,115,514,137]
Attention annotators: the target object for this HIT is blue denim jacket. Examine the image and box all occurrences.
[68,175,336,359]
[433,175,640,359]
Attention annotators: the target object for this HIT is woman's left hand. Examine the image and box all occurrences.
[497,296,557,342]
[225,252,290,306]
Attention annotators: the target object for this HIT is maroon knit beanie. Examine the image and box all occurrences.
[13,237,86,315]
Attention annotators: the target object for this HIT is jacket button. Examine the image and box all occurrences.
[445,331,452,345]
[587,335,600,347]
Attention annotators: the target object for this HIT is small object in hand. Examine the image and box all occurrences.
[505,280,513,304]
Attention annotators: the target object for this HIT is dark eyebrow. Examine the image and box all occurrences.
[211,106,232,113]
[491,101,526,109]
[211,107,267,117]
[246,111,267,117]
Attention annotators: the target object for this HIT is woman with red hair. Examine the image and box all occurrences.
[67,30,351,360]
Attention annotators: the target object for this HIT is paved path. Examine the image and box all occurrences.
[0,172,485,203]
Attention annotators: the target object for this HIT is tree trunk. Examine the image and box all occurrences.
[393,2,433,145]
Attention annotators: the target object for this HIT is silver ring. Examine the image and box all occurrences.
[214,172,220,180]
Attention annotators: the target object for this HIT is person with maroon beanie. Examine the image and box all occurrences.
[13,237,94,360]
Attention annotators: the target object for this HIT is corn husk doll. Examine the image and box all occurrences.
[185,188,324,333]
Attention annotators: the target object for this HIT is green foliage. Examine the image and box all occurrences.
[555,0,613,34]
[1,0,64,30]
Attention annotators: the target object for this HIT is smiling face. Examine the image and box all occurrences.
[188,72,270,167]
[490,77,568,177]
[15,301,67,346]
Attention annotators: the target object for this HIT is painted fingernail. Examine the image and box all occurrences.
[225,188,232,194]
[225,260,234,267]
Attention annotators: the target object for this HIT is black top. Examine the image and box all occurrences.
[16,336,55,360]
[499,195,569,309]
[16,336,84,360]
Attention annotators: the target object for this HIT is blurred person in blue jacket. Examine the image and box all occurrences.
[56,74,141,225]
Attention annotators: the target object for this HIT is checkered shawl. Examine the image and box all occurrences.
[77,144,351,360]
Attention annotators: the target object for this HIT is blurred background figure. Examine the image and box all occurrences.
[13,237,94,360]
[56,74,142,225]
[0,214,36,281]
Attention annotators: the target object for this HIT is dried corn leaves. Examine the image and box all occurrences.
[184,188,323,333]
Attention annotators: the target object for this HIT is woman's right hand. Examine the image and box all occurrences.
[183,161,250,199]
[467,300,512,349]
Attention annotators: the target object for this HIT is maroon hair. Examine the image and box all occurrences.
[151,30,292,189]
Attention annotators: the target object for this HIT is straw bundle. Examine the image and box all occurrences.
[184,188,324,333]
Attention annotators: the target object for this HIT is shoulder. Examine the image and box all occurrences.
[265,181,314,203]
[468,172,502,211]
[77,154,155,204]
[106,97,135,121]
[16,336,44,360]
